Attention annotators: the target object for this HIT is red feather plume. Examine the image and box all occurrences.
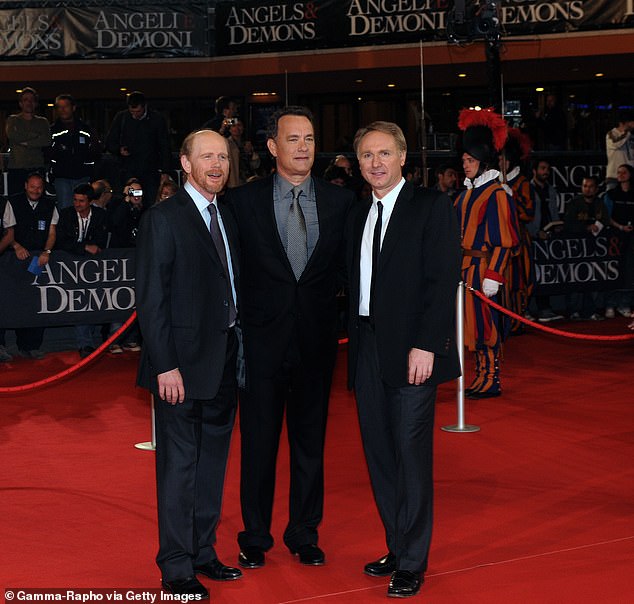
[458,107,508,152]
[507,128,533,160]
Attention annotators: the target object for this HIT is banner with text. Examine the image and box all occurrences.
[532,230,632,296]
[0,4,208,59]
[0,249,136,328]
[1,1,633,60]
[213,0,634,56]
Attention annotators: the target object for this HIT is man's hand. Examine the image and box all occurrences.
[157,368,185,405]
[408,347,434,385]
[14,244,30,260]
[85,244,100,255]
[37,253,50,267]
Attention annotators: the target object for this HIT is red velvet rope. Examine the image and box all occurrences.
[468,286,634,341]
[3,292,631,394]
[0,312,138,394]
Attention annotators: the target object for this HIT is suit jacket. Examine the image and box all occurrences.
[347,182,462,388]
[226,175,354,381]
[56,206,108,254]
[136,188,240,399]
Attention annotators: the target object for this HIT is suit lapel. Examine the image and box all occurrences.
[377,182,414,271]
[178,190,219,266]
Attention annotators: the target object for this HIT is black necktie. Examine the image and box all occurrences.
[370,200,383,319]
[208,203,237,326]
[287,186,308,280]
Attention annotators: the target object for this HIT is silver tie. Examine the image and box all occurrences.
[287,186,307,280]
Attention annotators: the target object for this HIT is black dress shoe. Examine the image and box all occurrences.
[290,544,325,565]
[161,576,209,599]
[194,558,242,581]
[364,552,396,577]
[238,546,265,569]
[387,570,423,598]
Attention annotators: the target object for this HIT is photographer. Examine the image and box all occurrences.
[109,178,145,248]
[202,96,238,137]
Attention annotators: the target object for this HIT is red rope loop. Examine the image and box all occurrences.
[0,312,138,394]
[467,286,634,341]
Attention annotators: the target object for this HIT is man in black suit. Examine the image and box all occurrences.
[136,129,242,599]
[346,121,461,598]
[226,107,354,568]
[56,183,108,357]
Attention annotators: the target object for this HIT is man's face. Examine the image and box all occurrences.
[181,130,230,200]
[128,104,145,119]
[581,178,598,201]
[357,130,406,198]
[438,168,457,191]
[55,98,75,122]
[267,115,315,183]
[229,120,244,138]
[92,181,112,206]
[19,92,37,115]
[335,156,353,176]
[223,102,238,118]
[462,153,480,180]
[73,194,91,216]
[616,165,631,183]
[25,176,44,201]
[533,161,550,184]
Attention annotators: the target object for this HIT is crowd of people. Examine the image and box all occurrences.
[2,86,634,600]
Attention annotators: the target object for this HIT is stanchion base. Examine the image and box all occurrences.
[441,424,480,433]
[134,441,156,451]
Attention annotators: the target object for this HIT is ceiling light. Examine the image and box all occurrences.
[595,72,604,77]
[387,83,396,88]
[535,87,544,92]
[355,79,363,83]
[458,73,467,78]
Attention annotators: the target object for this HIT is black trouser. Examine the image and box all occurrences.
[238,358,334,552]
[154,329,238,582]
[354,321,436,574]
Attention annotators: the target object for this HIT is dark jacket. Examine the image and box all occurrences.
[56,206,108,255]
[346,182,462,388]
[10,193,56,251]
[226,175,354,381]
[49,117,99,179]
[135,188,240,399]
[105,108,171,176]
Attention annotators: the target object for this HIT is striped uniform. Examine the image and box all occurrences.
[505,173,535,331]
[455,176,519,394]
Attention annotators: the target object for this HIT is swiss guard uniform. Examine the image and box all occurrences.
[455,108,520,398]
[501,129,535,334]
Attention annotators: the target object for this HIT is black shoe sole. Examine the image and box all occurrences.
[365,568,395,577]
[194,569,242,581]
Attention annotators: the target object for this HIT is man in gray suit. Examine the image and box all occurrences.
[136,129,241,599]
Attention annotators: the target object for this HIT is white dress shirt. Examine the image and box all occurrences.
[359,177,406,316]
[185,181,237,312]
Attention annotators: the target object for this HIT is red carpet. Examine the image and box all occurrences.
[1,318,633,603]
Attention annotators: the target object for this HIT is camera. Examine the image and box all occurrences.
[225,118,237,126]
[130,189,143,197]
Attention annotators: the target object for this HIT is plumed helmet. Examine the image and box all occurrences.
[458,107,508,165]
[505,128,533,168]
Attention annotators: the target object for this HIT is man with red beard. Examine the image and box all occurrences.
[136,129,242,599]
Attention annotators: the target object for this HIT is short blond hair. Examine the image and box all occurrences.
[353,121,407,155]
